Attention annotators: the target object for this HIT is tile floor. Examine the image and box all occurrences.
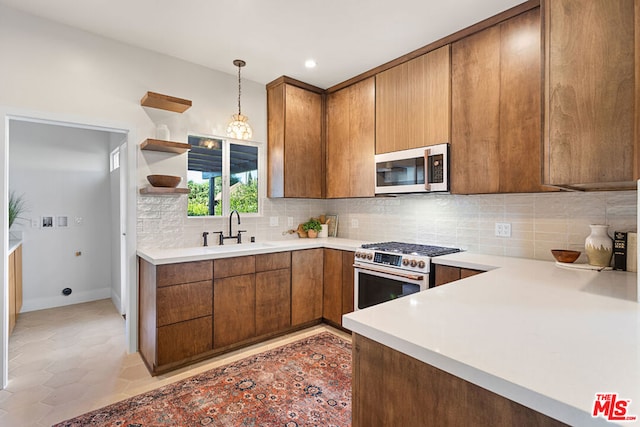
[1,299,351,426]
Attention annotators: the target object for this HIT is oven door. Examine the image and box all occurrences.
[354,263,429,310]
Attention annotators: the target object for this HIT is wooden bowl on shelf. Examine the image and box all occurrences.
[551,249,581,263]
[147,174,181,188]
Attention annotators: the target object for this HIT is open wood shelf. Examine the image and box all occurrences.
[140,91,192,113]
[140,138,191,154]
[140,187,190,195]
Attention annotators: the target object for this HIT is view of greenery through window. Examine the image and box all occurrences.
[187,136,259,216]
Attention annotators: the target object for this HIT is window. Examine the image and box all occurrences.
[187,135,261,217]
[110,147,120,171]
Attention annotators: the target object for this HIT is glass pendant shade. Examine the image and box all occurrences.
[227,59,252,140]
[226,113,253,140]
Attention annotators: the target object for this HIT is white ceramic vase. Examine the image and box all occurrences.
[585,224,613,267]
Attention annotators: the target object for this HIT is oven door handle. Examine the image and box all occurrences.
[353,264,425,281]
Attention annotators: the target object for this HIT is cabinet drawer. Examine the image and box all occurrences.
[157,280,213,327]
[157,316,212,366]
[256,251,291,272]
[157,260,212,287]
[214,256,255,279]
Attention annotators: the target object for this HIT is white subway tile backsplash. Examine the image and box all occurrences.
[137,190,636,262]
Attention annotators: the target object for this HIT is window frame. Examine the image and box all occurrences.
[187,133,265,219]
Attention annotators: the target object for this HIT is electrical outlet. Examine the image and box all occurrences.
[269,216,279,227]
[495,222,511,237]
[351,218,359,229]
[287,217,294,227]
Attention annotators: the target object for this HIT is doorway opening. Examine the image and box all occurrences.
[4,116,134,388]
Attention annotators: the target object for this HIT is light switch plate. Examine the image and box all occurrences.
[287,217,294,227]
[269,216,279,227]
[351,218,359,229]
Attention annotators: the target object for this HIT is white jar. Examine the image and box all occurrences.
[585,224,613,267]
[318,224,328,238]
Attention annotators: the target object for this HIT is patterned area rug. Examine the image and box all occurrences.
[53,332,352,426]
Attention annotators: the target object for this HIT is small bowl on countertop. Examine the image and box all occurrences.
[551,249,581,263]
[147,174,181,188]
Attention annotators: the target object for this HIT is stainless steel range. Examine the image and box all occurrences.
[354,241,460,310]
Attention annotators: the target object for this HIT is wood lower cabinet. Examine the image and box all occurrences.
[544,0,638,190]
[322,249,355,327]
[8,244,22,335]
[451,8,544,194]
[434,264,484,286]
[139,258,213,374]
[291,249,324,326]
[267,77,324,198]
[326,77,375,198]
[214,274,256,348]
[376,45,451,154]
[352,334,566,427]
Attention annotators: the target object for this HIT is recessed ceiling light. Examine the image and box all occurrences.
[305,59,317,69]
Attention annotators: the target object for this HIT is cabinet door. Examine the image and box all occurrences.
[434,265,461,286]
[544,0,636,188]
[342,251,355,316]
[256,269,291,336]
[323,249,343,325]
[376,62,409,154]
[267,81,324,198]
[291,249,323,325]
[157,281,213,327]
[452,9,542,194]
[214,274,256,348]
[157,317,212,366]
[157,260,212,287]
[214,256,255,279]
[407,45,451,149]
[451,25,501,194]
[376,47,451,154]
[326,78,375,198]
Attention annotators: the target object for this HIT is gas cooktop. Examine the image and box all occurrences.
[361,241,461,257]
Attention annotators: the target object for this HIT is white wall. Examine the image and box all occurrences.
[9,121,114,311]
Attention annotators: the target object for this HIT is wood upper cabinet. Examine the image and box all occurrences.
[376,45,451,154]
[451,8,543,194]
[544,0,638,190]
[323,249,355,327]
[326,77,375,198]
[267,77,324,198]
[291,248,324,326]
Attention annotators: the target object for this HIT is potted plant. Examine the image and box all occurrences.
[302,218,322,238]
[9,191,26,229]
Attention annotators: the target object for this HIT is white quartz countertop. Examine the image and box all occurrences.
[137,237,366,265]
[343,252,639,426]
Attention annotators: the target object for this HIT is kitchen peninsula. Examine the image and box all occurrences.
[343,253,639,426]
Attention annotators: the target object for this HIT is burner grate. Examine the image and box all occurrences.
[361,241,460,257]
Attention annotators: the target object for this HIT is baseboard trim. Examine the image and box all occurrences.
[21,287,111,313]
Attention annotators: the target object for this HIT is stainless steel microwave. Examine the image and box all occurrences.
[374,143,449,194]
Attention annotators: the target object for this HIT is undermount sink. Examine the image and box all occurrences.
[204,242,276,253]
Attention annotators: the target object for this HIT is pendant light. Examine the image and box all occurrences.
[226,59,253,140]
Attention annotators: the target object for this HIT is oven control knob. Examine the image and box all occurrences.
[410,259,417,267]
[366,253,373,260]
[355,252,362,258]
[402,259,409,266]
[418,260,426,269]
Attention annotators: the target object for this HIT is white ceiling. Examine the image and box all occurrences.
[0,0,525,88]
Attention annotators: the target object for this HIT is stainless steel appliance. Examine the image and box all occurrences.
[354,241,460,310]
[375,143,450,194]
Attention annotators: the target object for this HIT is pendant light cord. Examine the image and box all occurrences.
[237,63,242,116]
